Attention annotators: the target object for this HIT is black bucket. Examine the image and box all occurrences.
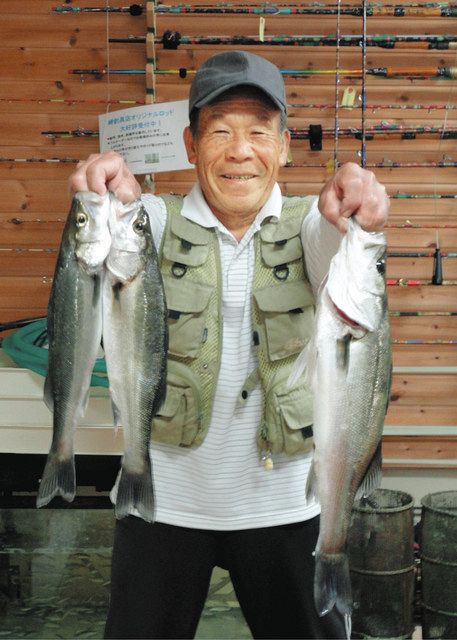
[347,488,415,639]
[420,490,457,639]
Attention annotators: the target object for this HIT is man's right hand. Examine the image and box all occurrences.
[69,151,142,203]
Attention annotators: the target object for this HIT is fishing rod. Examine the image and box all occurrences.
[41,128,99,138]
[392,192,457,198]
[286,160,457,168]
[389,310,457,315]
[112,33,457,49]
[0,156,80,163]
[392,339,457,343]
[0,97,145,106]
[144,32,457,49]
[386,279,457,285]
[385,222,457,228]
[68,66,457,79]
[289,125,457,141]
[52,3,144,14]
[287,102,457,110]
[388,251,457,257]
[152,2,457,16]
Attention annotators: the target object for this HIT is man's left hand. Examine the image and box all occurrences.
[318,162,389,234]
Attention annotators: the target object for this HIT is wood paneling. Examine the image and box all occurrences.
[0,0,456,467]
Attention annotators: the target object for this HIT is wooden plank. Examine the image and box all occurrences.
[0,181,73,216]
[387,258,457,280]
[390,316,457,341]
[392,345,457,367]
[2,15,145,49]
[0,249,57,277]
[0,48,146,83]
[385,405,457,426]
[389,373,457,405]
[387,286,456,312]
[155,45,457,72]
[386,228,457,250]
[382,436,457,463]
[0,277,52,309]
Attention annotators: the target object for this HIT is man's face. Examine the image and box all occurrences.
[183,96,290,222]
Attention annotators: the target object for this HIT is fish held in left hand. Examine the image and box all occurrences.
[37,191,111,508]
[290,217,392,635]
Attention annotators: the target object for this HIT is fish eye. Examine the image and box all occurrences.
[75,212,88,227]
[376,257,386,275]
[133,215,146,234]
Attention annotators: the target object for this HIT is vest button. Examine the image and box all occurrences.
[241,390,248,400]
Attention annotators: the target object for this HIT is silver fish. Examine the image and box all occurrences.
[37,191,111,508]
[103,195,167,523]
[290,217,391,637]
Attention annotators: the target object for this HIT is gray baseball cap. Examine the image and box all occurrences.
[189,51,287,116]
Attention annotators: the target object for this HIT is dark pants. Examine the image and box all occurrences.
[104,515,346,639]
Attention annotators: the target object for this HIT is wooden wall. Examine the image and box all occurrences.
[1,0,456,468]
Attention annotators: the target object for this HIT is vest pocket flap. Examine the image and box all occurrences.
[170,213,211,246]
[260,236,303,267]
[277,387,313,430]
[163,237,210,267]
[259,215,303,243]
[254,280,314,313]
[156,385,183,418]
[162,275,213,313]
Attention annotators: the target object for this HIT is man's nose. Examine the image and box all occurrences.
[226,135,255,160]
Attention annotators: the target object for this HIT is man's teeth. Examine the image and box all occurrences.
[224,175,253,180]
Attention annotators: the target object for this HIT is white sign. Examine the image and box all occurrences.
[98,100,194,174]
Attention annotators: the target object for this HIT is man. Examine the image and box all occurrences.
[70,51,389,639]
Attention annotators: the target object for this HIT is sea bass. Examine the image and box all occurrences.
[103,195,167,523]
[290,217,391,636]
[37,192,111,508]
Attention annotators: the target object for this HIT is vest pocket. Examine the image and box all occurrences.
[152,360,202,447]
[253,280,315,361]
[262,373,314,456]
[162,275,214,359]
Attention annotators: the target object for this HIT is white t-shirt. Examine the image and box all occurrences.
[113,183,341,530]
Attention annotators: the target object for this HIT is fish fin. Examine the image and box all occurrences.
[305,459,318,503]
[314,552,352,619]
[355,442,383,501]
[36,453,76,508]
[110,398,122,431]
[43,376,53,412]
[115,457,155,523]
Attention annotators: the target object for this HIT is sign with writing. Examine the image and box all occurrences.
[98,100,193,174]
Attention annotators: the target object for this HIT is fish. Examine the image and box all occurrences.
[103,195,168,523]
[289,216,391,638]
[37,191,111,508]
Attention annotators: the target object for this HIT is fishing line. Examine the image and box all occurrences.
[333,0,342,170]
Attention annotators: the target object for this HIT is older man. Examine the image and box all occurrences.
[70,51,389,639]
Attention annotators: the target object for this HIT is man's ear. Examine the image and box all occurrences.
[183,126,197,165]
[279,128,291,167]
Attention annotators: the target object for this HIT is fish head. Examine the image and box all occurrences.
[73,191,111,275]
[326,217,387,332]
[106,195,151,283]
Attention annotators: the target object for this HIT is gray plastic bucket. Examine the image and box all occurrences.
[420,490,457,639]
[348,488,415,639]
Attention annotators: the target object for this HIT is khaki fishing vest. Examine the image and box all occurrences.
[152,194,316,462]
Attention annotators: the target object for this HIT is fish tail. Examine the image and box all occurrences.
[314,551,352,622]
[36,453,76,508]
[115,457,155,523]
